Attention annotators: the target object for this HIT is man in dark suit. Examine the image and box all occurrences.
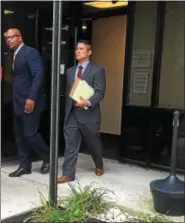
[6,28,50,177]
[57,40,106,183]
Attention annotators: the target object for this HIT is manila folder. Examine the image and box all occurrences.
[69,78,94,107]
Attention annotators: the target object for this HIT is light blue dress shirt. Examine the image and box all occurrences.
[75,60,90,79]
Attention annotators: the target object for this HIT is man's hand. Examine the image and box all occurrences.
[76,97,89,108]
[24,99,35,113]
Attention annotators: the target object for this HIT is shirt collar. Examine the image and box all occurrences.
[77,60,90,69]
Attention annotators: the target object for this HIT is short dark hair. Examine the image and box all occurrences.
[76,39,91,50]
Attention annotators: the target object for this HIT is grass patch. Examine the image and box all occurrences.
[24,181,114,222]
[66,182,114,217]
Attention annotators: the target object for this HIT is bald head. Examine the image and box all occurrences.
[7,28,22,36]
[6,28,23,50]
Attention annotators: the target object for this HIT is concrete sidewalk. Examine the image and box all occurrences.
[1,154,184,221]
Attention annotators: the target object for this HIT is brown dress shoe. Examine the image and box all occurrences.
[57,176,75,184]
[95,168,104,176]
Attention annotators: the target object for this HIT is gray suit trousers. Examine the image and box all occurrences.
[62,108,103,178]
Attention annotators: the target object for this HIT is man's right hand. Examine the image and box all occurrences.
[24,99,35,113]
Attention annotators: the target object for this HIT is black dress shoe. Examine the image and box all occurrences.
[40,162,50,174]
[9,168,31,177]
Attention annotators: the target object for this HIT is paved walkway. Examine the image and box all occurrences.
[1,154,184,221]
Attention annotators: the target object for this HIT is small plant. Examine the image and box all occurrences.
[24,181,114,222]
[66,181,114,216]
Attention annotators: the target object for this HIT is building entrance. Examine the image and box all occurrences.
[1,1,184,173]
[1,1,129,162]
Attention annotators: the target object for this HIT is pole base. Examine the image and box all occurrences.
[150,175,185,216]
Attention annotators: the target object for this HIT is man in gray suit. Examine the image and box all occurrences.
[57,40,106,183]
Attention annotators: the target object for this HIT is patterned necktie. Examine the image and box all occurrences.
[77,65,83,79]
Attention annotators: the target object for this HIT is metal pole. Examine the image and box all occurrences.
[56,0,62,170]
[49,0,62,206]
[170,110,180,176]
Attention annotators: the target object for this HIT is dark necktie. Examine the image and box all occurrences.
[77,65,83,79]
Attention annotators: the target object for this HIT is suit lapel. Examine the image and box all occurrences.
[70,61,92,84]
[14,45,25,72]
[82,62,92,80]
[71,65,77,83]
[15,44,25,61]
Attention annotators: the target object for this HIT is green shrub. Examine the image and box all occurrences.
[24,182,114,222]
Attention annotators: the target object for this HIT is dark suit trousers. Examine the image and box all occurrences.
[62,109,103,178]
[14,111,49,169]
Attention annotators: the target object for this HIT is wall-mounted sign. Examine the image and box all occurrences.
[133,72,149,94]
[132,51,151,68]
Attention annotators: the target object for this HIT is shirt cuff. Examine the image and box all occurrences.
[88,100,91,107]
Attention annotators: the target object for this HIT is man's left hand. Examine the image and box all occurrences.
[25,99,35,113]
[76,97,89,108]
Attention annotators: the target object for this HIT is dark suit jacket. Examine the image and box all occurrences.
[65,61,106,125]
[13,44,45,115]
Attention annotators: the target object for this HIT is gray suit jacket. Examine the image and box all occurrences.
[64,61,106,125]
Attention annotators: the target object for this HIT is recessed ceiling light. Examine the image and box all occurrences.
[84,0,128,9]
[4,10,14,15]
[82,25,87,30]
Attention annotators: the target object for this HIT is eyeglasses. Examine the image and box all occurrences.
[5,34,20,41]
